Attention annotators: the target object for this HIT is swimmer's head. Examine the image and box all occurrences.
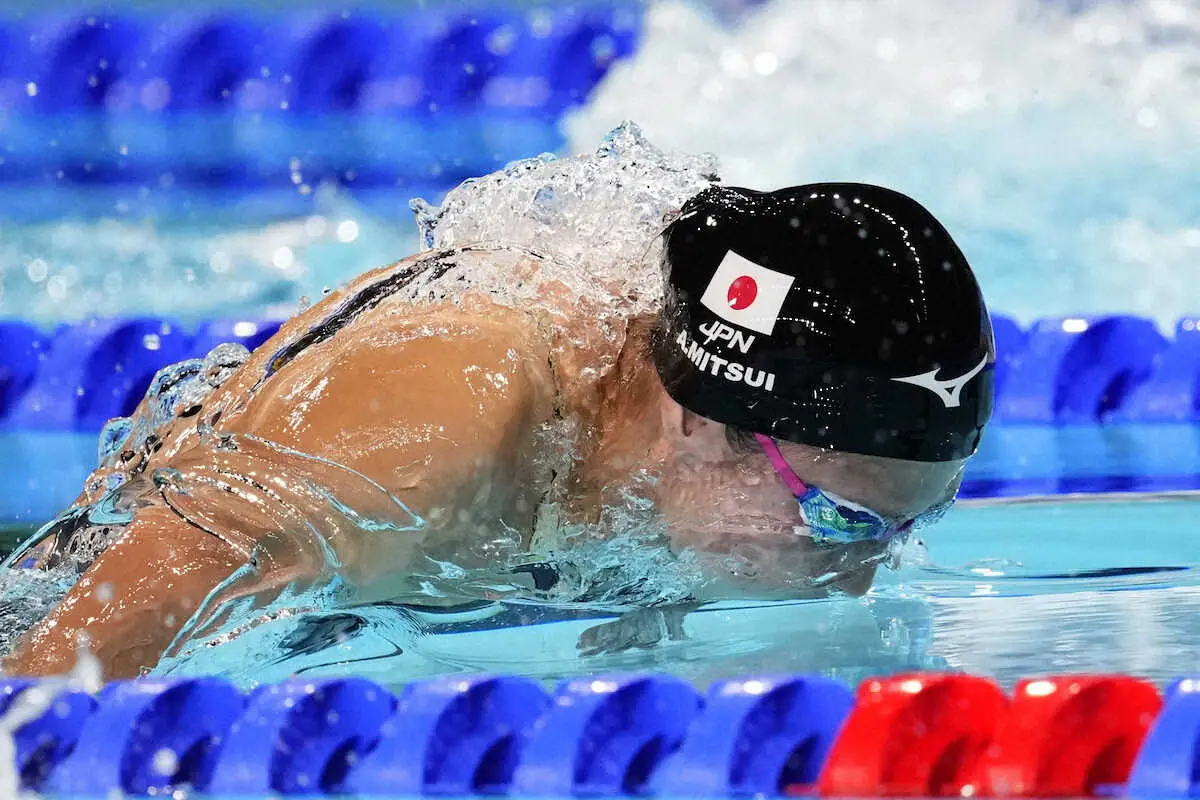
[640,183,993,593]
[651,183,995,463]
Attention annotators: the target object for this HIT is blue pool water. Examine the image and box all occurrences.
[136,491,1200,688]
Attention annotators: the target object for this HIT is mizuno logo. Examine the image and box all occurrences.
[891,355,989,408]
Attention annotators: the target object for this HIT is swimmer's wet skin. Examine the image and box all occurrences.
[3,182,993,679]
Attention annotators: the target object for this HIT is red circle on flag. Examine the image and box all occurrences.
[727,275,758,310]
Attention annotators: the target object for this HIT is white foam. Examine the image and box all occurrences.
[411,121,719,314]
[567,0,1200,328]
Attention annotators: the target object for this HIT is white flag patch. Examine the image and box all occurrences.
[699,250,795,336]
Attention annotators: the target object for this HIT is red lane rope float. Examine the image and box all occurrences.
[963,675,1163,797]
[816,673,1009,797]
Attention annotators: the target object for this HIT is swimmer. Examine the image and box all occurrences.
[3,182,994,678]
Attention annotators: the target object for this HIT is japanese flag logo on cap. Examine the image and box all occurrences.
[699,250,795,335]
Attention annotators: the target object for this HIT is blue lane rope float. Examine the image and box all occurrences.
[0,672,1197,797]
[44,677,244,796]
[1111,319,1200,423]
[0,322,49,423]
[1127,678,1200,799]
[0,7,644,188]
[106,13,265,185]
[651,674,853,797]
[345,674,550,796]
[0,678,95,793]
[994,315,1170,424]
[205,677,396,795]
[3,317,195,432]
[511,673,703,797]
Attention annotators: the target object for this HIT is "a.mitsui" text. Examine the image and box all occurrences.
[676,329,777,391]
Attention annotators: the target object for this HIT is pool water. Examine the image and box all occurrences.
[567,0,1200,331]
[132,492,1198,689]
[895,494,1200,681]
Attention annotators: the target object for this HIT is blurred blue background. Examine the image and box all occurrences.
[0,2,643,213]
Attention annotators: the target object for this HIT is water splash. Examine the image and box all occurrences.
[567,0,1200,329]
[411,121,719,312]
[0,566,77,659]
[96,346,245,469]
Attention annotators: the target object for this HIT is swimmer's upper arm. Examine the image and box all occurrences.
[4,504,245,678]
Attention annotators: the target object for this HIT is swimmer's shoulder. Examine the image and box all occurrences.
[202,249,551,409]
[145,247,597,473]
[206,252,555,451]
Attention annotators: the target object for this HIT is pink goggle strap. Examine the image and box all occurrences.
[754,433,809,498]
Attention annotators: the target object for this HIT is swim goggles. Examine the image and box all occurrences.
[755,433,954,545]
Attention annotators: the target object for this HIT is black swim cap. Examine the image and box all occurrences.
[650,183,994,463]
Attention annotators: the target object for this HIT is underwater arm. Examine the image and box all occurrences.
[3,505,244,679]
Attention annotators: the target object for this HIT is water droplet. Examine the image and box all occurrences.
[26,259,48,283]
[152,747,179,776]
[209,252,232,273]
[98,417,133,463]
[304,215,327,237]
[486,26,517,56]
[272,246,296,270]
[202,343,250,387]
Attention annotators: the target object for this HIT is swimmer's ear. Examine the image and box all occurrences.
[658,394,714,439]
[680,409,707,438]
